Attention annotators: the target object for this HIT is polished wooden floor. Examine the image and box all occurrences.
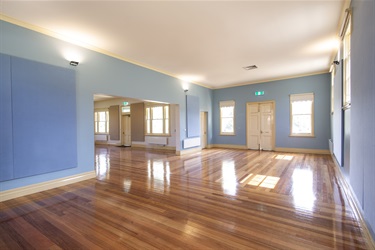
[0,146,372,249]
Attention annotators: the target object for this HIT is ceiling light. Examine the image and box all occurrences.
[243,65,258,70]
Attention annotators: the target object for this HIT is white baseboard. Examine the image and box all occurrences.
[177,147,202,155]
[211,144,248,150]
[275,147,330,154]
[131,143,176,151]
[0,171,96,202]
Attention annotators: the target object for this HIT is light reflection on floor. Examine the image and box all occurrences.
[292,168,316,211]
[221,160,237,196]
[95,153,110,180]
[147,159,170,194]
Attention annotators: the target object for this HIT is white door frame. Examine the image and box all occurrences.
[246,101,275,150]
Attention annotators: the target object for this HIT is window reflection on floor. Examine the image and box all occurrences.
[292,169,316,211]
[275,155,294,160]
[221,160,237,196]
[147,160,170,194]
[247,174,280,189]
[95,153,110,180]
[123,179,132,193]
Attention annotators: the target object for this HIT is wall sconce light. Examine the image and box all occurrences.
[333,60,340,65]
[69,61,79,66]
[184,89,189,93]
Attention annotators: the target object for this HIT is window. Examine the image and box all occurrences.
[342,14,351,108]
[220,100,235,135]
[290,93,314,137]
[94,110,109,134]
[145,103,170,135]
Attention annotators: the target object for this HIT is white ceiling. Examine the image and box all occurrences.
[0,0,345,89]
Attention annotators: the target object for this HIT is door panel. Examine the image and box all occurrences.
[248,104,260,150]
[260,103,273,150]
[122,115,131,146]
[247,102,274,151]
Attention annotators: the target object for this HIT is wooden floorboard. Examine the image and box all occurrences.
[0,146,372,249]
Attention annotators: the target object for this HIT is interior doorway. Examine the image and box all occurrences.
[200,111,208,149]
[246,101,275,151]
[121,114,131,146]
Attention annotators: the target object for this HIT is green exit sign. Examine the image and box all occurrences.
[255,91,264,96]
[123,101,129,106]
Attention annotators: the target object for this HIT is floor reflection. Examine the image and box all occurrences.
[292,168,316,211]
[147,159,170,194]
[221,160,237,196]
[123,179,132,193]
[95,149,110,180]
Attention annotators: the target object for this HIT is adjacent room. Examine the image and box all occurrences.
[0,0,374,249]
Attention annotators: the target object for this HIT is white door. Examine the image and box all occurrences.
[259,103,273,150]
[200,112,208,149]
[247,102,274,151]
[247,104,260,150]
[121,115,131,146]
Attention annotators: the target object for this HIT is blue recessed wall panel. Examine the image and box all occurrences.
[0,54,14,181]
[186,95,200,138]
[11,56,77,178]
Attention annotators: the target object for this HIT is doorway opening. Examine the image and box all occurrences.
[246,101,275,151]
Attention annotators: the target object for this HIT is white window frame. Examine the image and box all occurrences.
[290,93,314,137]
[220,100,235,135]
[94,110,109,134]
[342,13,351,109]
[331,65,335,114]
[145,103,170,136]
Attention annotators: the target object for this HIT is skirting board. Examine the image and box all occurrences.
[131,143,176,151]
[208,145,329,154]
[275,147,330,154]
[0,171,96,202]
[211,144,247,150]
[177,147,202,156]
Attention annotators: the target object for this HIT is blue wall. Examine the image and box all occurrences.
[0,20,213,191]
[348,0,375,236]
[213,74,331,150]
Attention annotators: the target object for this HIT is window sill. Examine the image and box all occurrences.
[220,133,236,136]
[289,134,315,138]
[145,134,170,137]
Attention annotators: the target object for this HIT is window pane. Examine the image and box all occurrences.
[221,106,234,118]
[98,112,106,121]
[146,107,150,119]
[152,106,163,119]
[222,118,234,133]
[292,101,312,115]
[152,120,163,134]
[292,115,311,134]
[98,121,107,133]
